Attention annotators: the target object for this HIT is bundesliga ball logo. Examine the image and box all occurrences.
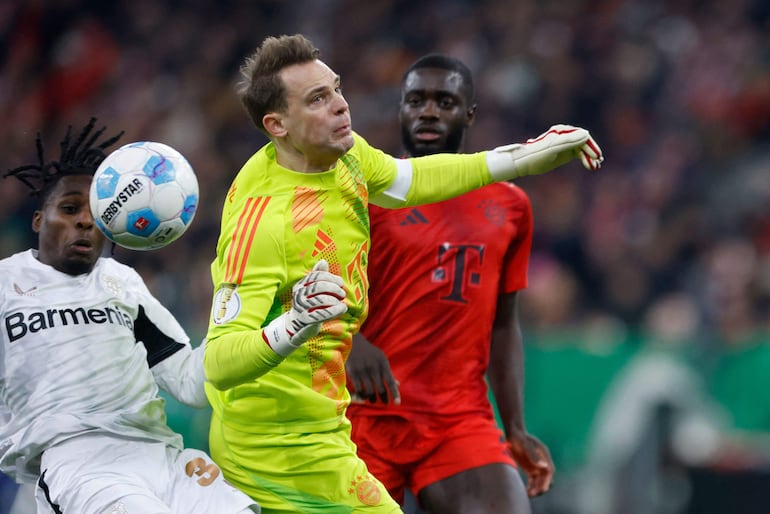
[89,141,199,251]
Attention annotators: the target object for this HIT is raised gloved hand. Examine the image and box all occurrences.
[262,259,347,356]
[486,124,603,180]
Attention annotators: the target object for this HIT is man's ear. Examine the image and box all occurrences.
[263,113,287,138]
[466,104,477,128]
[32,210,42,233]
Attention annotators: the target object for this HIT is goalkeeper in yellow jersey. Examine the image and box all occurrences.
[204,33,603,513]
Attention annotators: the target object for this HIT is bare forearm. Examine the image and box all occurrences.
[488,324,526,436]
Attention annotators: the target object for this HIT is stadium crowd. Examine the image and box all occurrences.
[2,0,770,512]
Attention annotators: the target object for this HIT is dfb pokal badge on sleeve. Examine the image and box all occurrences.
[212,283,241,325]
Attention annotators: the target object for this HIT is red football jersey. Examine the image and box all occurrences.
[352,182,533,422]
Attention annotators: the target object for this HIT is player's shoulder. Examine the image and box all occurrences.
[0,253,20,291]
[490,180,528,195]
[485,181,531,204]
[341,132,393,179]
[238,144,272,178]
[348,132,381,157]
[0,250,24,267]
[368,202,395,216]
[93,257,151,297]
[0,250,32,275]
[95,256,141,280]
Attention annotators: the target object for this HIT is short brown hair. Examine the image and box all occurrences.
[236,34,320,134]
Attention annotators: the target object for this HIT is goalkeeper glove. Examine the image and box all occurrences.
[486,124,603,180]
[262,259,348,357]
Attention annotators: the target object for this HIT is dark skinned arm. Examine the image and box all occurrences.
[487,290,555,497]
[346,332,401,405]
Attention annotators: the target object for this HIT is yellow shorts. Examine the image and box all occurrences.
[209,416,402,513]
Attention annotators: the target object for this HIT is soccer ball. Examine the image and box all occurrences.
[89,141,199,251]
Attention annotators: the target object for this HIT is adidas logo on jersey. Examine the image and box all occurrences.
[399,208,429,226]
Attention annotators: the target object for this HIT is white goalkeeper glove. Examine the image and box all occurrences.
[262,260,348,357]
[486,124,603,181]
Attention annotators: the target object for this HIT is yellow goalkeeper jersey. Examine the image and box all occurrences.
[204,133,490,434]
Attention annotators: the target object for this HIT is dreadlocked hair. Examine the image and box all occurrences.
[4,117,124,205]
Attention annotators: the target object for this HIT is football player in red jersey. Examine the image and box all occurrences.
[346,55,556,514]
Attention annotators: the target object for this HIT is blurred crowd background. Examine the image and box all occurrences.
[2,0,770,512]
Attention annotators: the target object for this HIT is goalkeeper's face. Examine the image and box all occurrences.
[268,59,353,171]
[399,68,475,157]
